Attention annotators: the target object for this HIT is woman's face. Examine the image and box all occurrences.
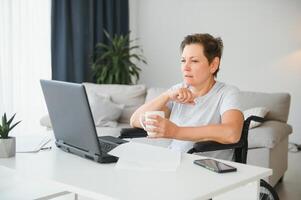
[181,44,217,87]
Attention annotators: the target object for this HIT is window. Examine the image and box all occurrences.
[0,0,51,135]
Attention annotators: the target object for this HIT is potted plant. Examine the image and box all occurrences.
[0,113,21,158]
[91,31,147,84]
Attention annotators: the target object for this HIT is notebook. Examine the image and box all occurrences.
[40,79,128,163]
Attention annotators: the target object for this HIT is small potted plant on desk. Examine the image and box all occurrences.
[0,113,21,158]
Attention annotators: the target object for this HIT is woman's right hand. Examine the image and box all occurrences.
[166,87,196,105]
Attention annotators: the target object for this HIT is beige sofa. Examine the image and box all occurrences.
[40,83,292,186]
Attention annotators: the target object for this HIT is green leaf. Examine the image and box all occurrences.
[95,43,110,51]
[97,51,113,62]
[3,113,7,126]
[103,30,112,43]
[128,45,141,51]
[7,113,16,127]
[90,30,147,85]
[0,113,20,138]
[129,54,143,61]
[9,121,21,132]
[107,74,113,84]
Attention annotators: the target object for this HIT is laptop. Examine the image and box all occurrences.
[40,79,128,163]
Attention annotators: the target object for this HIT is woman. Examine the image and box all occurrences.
[130,33,244,160]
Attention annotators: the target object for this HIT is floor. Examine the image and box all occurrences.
[53,152,301,200]
[275,151,301,200]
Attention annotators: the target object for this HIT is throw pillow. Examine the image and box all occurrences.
[83,83,146,123]
[87,92,124,127]
[243,107,269,129]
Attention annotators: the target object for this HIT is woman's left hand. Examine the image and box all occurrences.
[144,115,179,138]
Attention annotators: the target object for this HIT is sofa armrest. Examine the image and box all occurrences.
[248,120,292,149]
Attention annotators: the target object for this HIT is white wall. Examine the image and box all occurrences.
[130,0,301,143]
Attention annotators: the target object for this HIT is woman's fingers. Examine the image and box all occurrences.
[187,100,195,105]
[170,87,193,102]
[169,87,196,104]
[176,88,195,104]
[177,88,184,100]
[147,114,162,121]
[146,126,161,134]
[144,119,159,126]
[145,126,163,138]
[183,91,192,103]
[144,118,178,139]
[181,88,188,100]
[177,89,184,101]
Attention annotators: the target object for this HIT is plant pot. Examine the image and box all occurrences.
[0,137,16,158]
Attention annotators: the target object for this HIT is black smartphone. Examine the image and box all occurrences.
[193,159,237,173]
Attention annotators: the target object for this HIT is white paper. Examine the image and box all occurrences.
[108,142,181,171]
[16,135,51,153]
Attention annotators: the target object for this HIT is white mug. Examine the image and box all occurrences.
[139,111,165,136]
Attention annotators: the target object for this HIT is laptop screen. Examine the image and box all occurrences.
[40,80,101,155]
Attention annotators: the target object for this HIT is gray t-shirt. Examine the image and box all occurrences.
[166,81,241,160]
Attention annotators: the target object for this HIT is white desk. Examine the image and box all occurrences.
[0,142,272,200]
[0,165,71,200]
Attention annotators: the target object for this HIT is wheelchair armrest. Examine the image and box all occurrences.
[187,141,244,154]
[245,115,265,124]
[187,116,265,154]
[119,128,147,139]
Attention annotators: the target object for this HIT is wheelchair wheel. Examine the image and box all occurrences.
[260,179,279,200]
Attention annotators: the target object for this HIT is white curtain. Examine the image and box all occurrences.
[0,0,51,135]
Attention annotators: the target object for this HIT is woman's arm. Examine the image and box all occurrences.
[146,109,244,144]
[130,87,196,128]
[130,92,171,128]
[176,110,244,143]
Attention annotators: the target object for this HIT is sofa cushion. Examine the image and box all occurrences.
[237,92,290,123]
[87,92,124,127]
[83,83,146,123]
[96,123,131,137]
[248,121,292,148]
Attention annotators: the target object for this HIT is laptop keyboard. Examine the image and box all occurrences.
[98,140,117,153]
[98,136,128,154]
